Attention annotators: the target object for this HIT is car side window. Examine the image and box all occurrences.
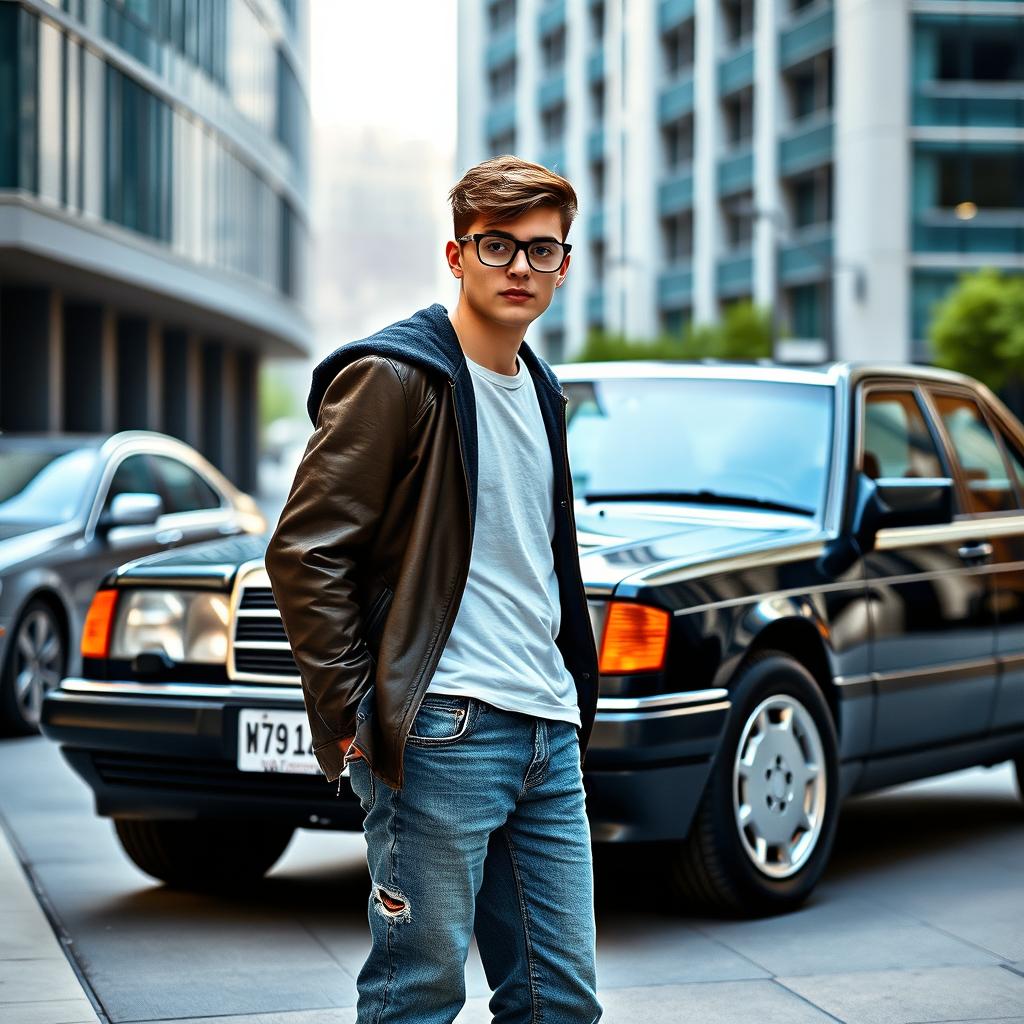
[103,454,159,510]
[992,422,1024,509]
[931,392,1016,515]
[861,390,944,481]
[151,455,223,514]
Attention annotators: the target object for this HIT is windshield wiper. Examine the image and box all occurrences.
[582,489,816,517]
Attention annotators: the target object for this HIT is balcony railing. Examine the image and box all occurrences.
[486,27,517,70]
[659,0,696,32]
[717,146,754,195]
[779,116,833,176]
[717,250,754,295]
[485,98,516,140]
[659,73,695,123]
[538,71,566,111]
[913,215,1024,255]
[538,0,567,37]
[913,85,1024,130]
[779,5,833,69]
[718,44,754,95]
[659,168,694,214]
[779,228,833,285]
[658,264,694,306]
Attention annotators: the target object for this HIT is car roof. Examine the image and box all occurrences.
[550,358,980,389]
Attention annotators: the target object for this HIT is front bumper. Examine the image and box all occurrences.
[41,679,730,842]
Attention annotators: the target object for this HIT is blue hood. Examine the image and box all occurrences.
[305,301,567,528]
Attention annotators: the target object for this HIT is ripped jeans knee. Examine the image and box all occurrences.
[372,882,411,923]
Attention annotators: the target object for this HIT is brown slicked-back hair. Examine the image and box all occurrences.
[448,154,579,242]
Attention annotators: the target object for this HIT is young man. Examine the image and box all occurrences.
[264,155,603,1024]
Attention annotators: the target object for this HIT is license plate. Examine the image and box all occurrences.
[237,708,322,774]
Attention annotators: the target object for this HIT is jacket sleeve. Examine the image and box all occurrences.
[264,354,409,753]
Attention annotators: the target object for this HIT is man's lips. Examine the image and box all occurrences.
[500,290,532,298]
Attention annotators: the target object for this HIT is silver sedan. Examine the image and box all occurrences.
[0,430,265,734]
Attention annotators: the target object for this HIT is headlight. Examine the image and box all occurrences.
[110,589,230,663]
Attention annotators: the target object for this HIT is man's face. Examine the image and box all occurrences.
[448,207,570,327]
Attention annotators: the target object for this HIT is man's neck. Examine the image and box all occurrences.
[448,297,524,377]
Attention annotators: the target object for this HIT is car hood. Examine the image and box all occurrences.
[106,511,827,595]
[0,522,80,575]
[573,503,826,594]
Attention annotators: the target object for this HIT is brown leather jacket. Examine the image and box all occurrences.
[264,303,599,791]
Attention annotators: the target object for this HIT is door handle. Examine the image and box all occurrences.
[957,541,993,561]
[156,528,184,545]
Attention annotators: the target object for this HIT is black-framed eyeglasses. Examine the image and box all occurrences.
[456,232,571,273]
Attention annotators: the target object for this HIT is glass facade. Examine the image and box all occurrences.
[0,1,309,304]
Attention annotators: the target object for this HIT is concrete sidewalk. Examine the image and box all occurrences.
[0,818,101,1024]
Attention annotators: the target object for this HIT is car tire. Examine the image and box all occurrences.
[113,818,295,890]
[0,597,67,737]
[665,648,841,917]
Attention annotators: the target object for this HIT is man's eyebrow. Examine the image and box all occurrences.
[481,227,561,243]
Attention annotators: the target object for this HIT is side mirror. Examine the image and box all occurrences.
[852,473,954,551]
[97,492,164,532]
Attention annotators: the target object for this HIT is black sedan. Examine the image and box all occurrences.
[39,361,1024,915]
[0,431,265,733]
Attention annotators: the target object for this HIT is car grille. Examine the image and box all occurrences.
[229,565,301,683]
[92,751,338,799]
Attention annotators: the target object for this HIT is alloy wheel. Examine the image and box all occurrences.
[732,693,827,878]
[13,607,64,727]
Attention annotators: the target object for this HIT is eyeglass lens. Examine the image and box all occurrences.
[478,235,565,272]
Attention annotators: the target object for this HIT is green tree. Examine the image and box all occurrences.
[571,299,773,363]
[260,365,299,431]
[929,267,1024,394]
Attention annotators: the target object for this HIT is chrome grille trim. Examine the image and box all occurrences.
[227,561,302,685]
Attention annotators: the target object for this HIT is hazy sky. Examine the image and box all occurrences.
[309,0,458,147]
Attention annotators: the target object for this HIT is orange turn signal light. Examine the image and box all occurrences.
[598,601,670,674]
[81,589,119,659]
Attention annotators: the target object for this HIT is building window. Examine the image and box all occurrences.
[936,22,1024,83]
[488,0,516,34]
[723,88,754,147]
[724,192,754,248]
[544,328,565,363]
[785,51,832,123]
[787,166,832,229]
[591,239,606,284]
[935,151,1023,212]
[590,80,605,120]
[541,103,565,143]
[589,1,604,45]
[489,58,516,100]
[662,19,695,76]
[721,0,754,46]
[489,128,516,155]
[662,114,694,171]
[541,25,566,71]
[661,307,691,337]
[591,158,605,199]
[789,283,822,339]
[662,211,694,263]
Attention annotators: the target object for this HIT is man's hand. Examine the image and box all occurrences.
[339,735,363,760]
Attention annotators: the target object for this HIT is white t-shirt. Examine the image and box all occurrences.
[425,349,581,727]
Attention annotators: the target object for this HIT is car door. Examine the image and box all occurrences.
[859,381,998,755]
[149,453,239,547]
[934,390,1024,735]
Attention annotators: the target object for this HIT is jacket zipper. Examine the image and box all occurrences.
[557,390,600,755]
[392,377,475,789]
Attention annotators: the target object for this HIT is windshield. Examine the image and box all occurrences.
[564,378,833,518]
[0,447,100,526]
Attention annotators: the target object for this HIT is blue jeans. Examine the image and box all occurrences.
[346,688,603,1024]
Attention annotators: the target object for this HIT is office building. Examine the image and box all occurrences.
[0,0,312,490]
[458,0,1024,364]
